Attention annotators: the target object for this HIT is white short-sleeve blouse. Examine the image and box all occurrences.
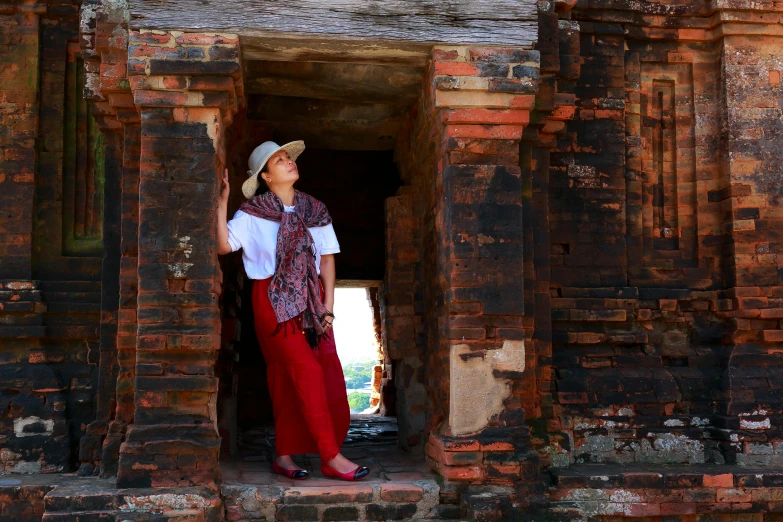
[226,205,340,280]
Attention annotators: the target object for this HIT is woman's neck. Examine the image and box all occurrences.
[270,185,296,206]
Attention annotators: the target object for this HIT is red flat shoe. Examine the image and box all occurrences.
[321,463,370,481]
[272,461,309,480]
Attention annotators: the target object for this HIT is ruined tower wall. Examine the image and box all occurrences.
[532,0,783,471]
[0,0,103,475]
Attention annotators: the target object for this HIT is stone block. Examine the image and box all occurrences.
[364,503,418,521]
[276,504,318,521]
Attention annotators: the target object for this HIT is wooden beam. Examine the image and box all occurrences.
[243,61,423,104]
[335,279,383,288]
[129,0,538,48]
[240,35,432,67]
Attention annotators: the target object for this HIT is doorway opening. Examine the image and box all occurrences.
[215,41,434,483]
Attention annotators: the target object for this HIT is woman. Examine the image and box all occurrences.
[216,140,369,481]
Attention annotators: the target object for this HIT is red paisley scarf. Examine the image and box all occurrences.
[239,190,332,348]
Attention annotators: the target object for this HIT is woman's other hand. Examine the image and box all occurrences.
[219,168,230,205]
[321,306,334,332]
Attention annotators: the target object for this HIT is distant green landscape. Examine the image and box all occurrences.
[347,392,370,411]
[343,359,374,413]
[343,360,374,389]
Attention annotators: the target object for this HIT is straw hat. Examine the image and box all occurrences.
[242,140,305,199]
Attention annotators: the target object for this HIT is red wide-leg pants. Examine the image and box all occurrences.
[252,277,350,463]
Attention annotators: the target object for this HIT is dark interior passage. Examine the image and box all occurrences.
[289,149,401,281]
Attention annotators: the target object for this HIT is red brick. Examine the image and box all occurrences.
[442,108,530,125]
[509,95,536,109]
[380,483,424,502]
[660,502,699,515]
[703,474,734,488]
[282,485,373,504]
[434,61,480,76]
[444,124,525,140]
[717,488,752,503]
[130,31,172,44]
[438,464,482,481]
[763,330,783,342]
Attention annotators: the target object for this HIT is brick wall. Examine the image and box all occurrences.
[0,4,40,280]
[721,31,783,465]
[382,184,426,451]
[1,0,782,517]
[0,1,104,476]
[528,0,783,476]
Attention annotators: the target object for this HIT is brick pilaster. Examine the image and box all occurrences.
[96,113,140,477]
[399,45,539,485]
[716,11,783,463]
[76,0,135,476]
[115,30,243,489]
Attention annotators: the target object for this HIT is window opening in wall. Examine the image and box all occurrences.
[334,286,383,414]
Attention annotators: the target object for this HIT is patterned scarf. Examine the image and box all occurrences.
[239,190,332,348]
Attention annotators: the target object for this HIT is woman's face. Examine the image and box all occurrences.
[261,150,299,187]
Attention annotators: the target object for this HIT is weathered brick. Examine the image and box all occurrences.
[283,485,373,504]
[364,503,418,521]
[276,505,318,521]
[322,505,360,521]
[379,483,424,502]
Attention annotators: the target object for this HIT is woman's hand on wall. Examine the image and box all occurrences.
[216,168,233,255]
[219,168,230,205]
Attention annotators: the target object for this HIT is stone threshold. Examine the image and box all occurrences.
[222,480,446,521]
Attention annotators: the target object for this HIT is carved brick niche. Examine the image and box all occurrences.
[626,55,699,278]
[63,41,105,257]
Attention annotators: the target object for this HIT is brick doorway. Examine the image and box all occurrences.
[72,13,536,492]
[215,54,420,462]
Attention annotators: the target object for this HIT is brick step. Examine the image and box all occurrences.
[550,463,783,488]
[42,511,117,522]
[42,510,207,522]
[43,478,121,513]
[547,463,783,519]
[44,492,119,513]
[42,478,220,522]
[223,481,443,521]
